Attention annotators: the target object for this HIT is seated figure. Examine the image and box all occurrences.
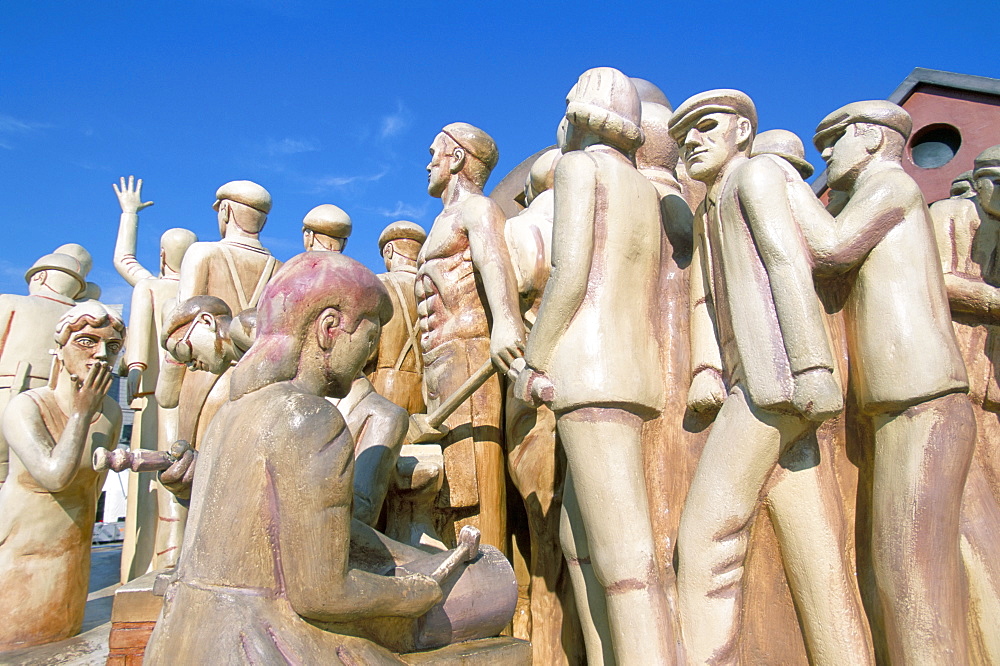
[145,252,515,664]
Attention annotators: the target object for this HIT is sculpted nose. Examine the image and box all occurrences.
[821,147,833,162]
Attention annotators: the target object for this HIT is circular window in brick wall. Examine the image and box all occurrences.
[910,124,962,169]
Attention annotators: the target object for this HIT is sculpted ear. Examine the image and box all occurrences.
[196,312,218,332]
[736,118,754,150]
[865,125,886,155]
[316,307,342,351]
[450,147,466,174]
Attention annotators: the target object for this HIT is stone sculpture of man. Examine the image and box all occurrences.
[416,122,526,550]
[751,128,815,180]
[144,252,448,664]
[668,90,871,665]
[302,203,352,252]
[365,220,427,415]
[513,67,672,664]
[0,252,86,489]
[0,302,123,650]
[951,169,976,199]
[172,180,282,447]
[803,100,975,664]
[111,175,198,579]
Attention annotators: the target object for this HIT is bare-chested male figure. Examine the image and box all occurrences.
[416,123,526,550]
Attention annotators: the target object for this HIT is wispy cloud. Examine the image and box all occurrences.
[371,200,430,220]
[265,137,320,156]
[380,102,410,140]
[309,167,389,192]
[0,113,51,133]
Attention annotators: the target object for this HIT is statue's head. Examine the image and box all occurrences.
[636,101,679,174]
[302,204,352,252]
[25,252,87,300]
[378,220,426,271]
[950,171,975,199]
[160,228,198,274]
[751,129,814,180]
[427,123,499,197]
[213,180,271,238]
[668,89,757,185]
[229,308,257,358]
[231,252,392,399]
[563,67,643,156]
[53,301,125,380]
[54,243,93,277]
[975,145,1000,217]
[161,295,235,375]
[813,101,910,191]
[523,148,562,206]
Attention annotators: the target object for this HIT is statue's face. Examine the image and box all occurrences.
[680,112,744,184]
[975,168,1000,217]
[61,324,123,378]
[821,123,874,191]
[166,315,230,374]
[426,133,454,198]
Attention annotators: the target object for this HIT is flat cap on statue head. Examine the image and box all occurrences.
[25,252,87,293]
[974,145,1000,171]
[752,129,814,179]
[667,89,758,144]
[441,122,500,171]
[378,220,427,252]
[303,204,352,239]
[813,100,912,151]
[213,180,272,215]
[566,67,644,153]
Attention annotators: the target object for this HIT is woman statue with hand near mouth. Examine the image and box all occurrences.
[0,302,124,650]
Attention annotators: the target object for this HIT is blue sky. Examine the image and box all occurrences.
[1,1,997,309]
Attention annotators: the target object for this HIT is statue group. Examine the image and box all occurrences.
[0,66,999,665]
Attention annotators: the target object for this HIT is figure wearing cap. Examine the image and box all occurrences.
[799,100,975,663]
[668,90,872,664]
[512,67,673,664]
[416,122,525,552]
[110,175,198,579]
[364,220,427,415]
[302,204,352,252]
[0,251,87,488]
[170,180,282,450]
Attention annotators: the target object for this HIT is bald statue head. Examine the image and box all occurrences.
[814,100,911,191]
[213,180,271,238]
[563,67,644,156]
[378,220,426,271]
[162,295,236,375]
[636,101,680,174]
[160,228,198,274]
[523,148,563,206]
[302,204,352,252]
[974,145,1000,217]
[231,252,392,399]
[427,123,499,197]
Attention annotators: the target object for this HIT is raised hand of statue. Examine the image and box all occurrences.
[113,175,154,215]
[791,367,843,422]
[687,369,726,414]
[70,360,113,419]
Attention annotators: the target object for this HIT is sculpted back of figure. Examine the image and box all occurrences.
[366,220,427,415]
[0,303,123,650]
[416,122,525,550]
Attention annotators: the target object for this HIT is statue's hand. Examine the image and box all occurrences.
[113,175,154,215]
[489,323,525,375]
[512,363,554,407]
[397,572,444,617]
[71,361,113,418]
[158,440,196,500]
[792,368,843,422]
[687,369,726,414]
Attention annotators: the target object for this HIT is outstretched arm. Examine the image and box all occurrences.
[4,362,114,491]
[113,176,155,286]
[466,197,526,373]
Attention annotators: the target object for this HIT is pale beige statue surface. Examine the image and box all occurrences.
[929,147,1000,664]
[365,220,427,415]
[302,203,352,252]
[0,252,87,489]
[145,252,517,664]
[53,243,97,303]
[172,180,282,448]
[416,122,526,550]
[751,128,815,179]
[802,100,975,664]
[513,67,673,665]
[0,303,123,650]
[112,175,197,580]
[668,90,871,665]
